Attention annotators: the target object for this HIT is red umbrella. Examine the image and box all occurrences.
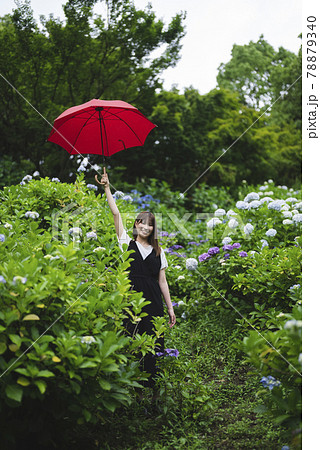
[47,98,156,166]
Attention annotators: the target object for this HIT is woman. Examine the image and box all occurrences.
[97,171,176,389]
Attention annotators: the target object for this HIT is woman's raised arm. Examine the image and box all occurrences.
[95,170,124,239]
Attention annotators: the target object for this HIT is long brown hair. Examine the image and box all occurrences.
[132,211,161,256]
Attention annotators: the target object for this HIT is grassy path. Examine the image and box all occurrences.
[66,301,286,449]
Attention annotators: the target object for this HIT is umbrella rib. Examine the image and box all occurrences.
[69,109,97,152]
[102,108,144,145]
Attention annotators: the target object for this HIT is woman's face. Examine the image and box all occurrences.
[135,218,153,239]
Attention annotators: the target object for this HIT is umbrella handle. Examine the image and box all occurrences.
[95,167,107,185]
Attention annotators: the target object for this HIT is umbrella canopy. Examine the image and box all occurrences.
[47,99,156,160]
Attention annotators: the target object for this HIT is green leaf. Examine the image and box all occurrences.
[99,379,111,391]
[34,380,47,394]
[37,370,55,378]
[0,342,7,355]
[5,384,23,402]
[79,361,97,369]
[17,377,30,386]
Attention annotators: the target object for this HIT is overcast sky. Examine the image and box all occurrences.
[0,0,301,94]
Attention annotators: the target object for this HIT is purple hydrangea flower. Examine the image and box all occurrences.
[232,243,241,249]
[208,246,220,255]
[165,348,179,357]
[171,244,184,250]
[222,244,233,251]
[224,253,230,259]
[198,253,211,262]
[239,251,248,257]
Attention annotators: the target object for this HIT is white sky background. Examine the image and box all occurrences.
[0,0,302,94]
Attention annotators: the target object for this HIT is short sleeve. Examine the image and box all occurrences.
[118,229,131,250]
[160,248,168,270]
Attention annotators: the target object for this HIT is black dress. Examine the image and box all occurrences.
[126,239,164,387]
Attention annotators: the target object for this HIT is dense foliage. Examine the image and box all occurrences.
[0,174,301,448]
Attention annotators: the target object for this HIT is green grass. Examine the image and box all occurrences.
[64,301,286,449]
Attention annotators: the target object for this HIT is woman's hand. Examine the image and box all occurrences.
[168,308,176,328]
[95,167,109,187]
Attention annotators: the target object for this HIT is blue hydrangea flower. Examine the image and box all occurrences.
[87,184,98,191]
[0,234,5,242]
[222,237,233,245]
[0,275,6,283]
[260,375,281,390]
[22,175,32,182]
[52,177,60,182]
[260,239,269,249]
[239,251,248,257]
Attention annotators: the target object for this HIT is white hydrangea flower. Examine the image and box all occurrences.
[228,218,238,229]
[266,228,277,237]
[32,171,40,177]
[264,191,274,196]
[3,223,13,229]
[282,211,292,218]
[243,223,254,235]
[174,265,182,270]
[259,185,268,191]
[249,250,257,257]
[93,246,106,252]
[178,300,185,306]
[52,177,60,182]
[113,191,124,199]
[268,179,273,184]
[268,200,285,211]
[214,208,226,217]
[281,204,290,211]
[284,319,302,330]
[122,195,133,202]
[236,201,249,210]
[13,276,27,284]
[25,211,39,219]
[44,255,60,260]
[177,275,185,281]
[186,258,198,271]
[22,175,32,182]
[292,214,302,223]
[260,239,269,249]
[260,197,273,204]
[226,209,237,218]
[286,197,298,204]
[294,202,302,210]
[207,218,222,228]
[80,336,97,344]
[86,231,98,240]
[244,192,260,202]
[281,185,288,190]
[222,236,233,245]
[248,200,261,209]
[68,227,82,236]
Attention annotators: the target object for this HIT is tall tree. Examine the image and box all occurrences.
[0,0,185,183]
[217,35,302,128]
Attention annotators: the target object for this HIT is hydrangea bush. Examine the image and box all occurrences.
[0,175,164,445]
